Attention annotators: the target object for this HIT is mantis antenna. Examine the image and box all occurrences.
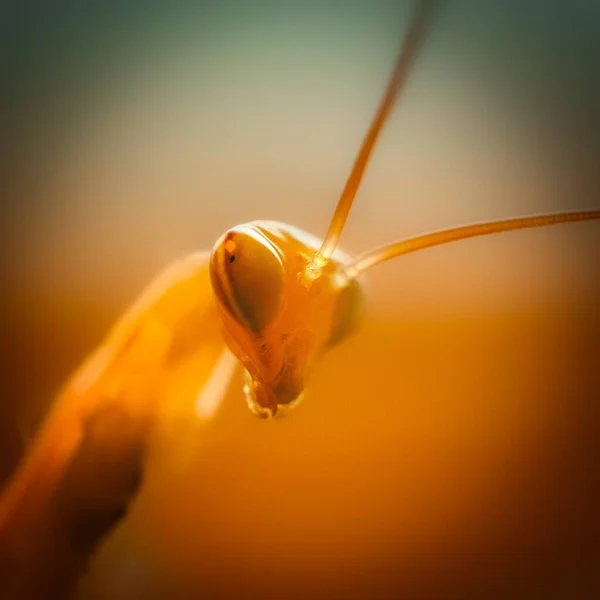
[345,210,600,277]
[316,0,440,263]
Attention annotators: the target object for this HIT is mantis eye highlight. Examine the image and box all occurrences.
[209,226,285,332]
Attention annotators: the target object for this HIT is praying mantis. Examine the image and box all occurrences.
[1,0,599,558]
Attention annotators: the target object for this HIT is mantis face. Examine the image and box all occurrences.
[209,221,363,418]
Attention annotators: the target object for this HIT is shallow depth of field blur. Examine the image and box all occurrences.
[2,1,600,598]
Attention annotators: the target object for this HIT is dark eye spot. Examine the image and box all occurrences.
[229,255,236,263]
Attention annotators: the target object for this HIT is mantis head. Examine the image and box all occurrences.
[208,0,600,418]
[209,221,363,418]
[207,1,438,418]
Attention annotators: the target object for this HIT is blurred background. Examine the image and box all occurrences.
[1,0,599,598]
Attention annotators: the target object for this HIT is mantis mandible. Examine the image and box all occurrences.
[1,0,598,547]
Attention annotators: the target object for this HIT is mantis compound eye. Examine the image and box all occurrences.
[209,225,285,332]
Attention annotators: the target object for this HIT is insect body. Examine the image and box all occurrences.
[1,0,599,547]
